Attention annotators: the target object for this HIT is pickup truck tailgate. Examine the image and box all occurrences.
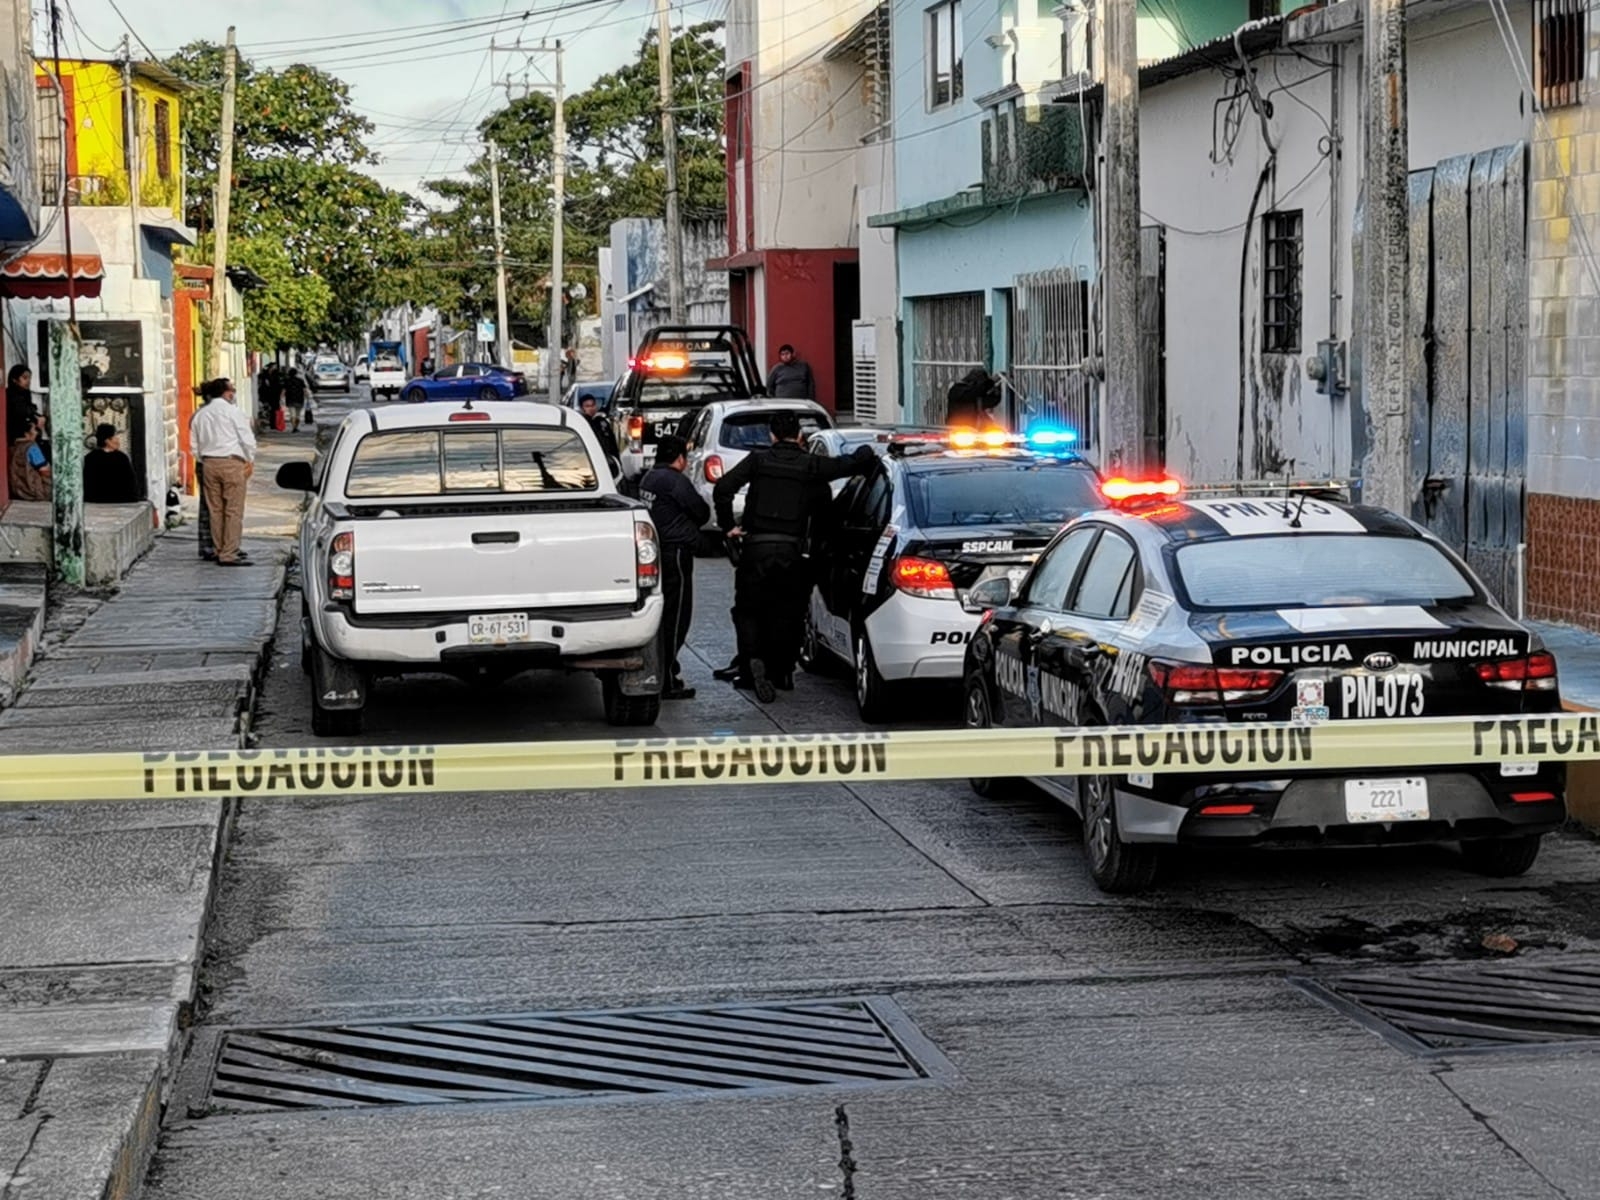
[352,505,640,614]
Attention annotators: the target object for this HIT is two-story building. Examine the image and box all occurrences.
[713,0,884,413]
[0,0,43,511]
[7,56,201,506]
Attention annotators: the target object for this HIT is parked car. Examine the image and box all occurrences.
[369,351,407,402]
[401,363,530,404]
[353,359,370,383]
[276,400,665,735]
[679,398,833,530]
[310,358,350,393]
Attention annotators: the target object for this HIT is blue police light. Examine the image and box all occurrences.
[1026,427,1078,449]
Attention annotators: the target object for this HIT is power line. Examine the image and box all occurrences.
[101,0,159,62]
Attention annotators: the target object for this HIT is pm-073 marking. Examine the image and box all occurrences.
[1341,672,1425,718]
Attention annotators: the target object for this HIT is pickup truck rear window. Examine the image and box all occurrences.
[346,428,598,498]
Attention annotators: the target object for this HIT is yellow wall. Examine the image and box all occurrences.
[36,59,183,216]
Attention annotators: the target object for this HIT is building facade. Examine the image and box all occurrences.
[714,0,882,413]
[601,216,730,381]
[0,0,41,511]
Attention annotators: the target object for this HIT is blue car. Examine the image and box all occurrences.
[400,363,529,404]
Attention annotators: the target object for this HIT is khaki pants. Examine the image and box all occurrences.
[201,456,248,562]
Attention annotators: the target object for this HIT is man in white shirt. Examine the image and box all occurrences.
[189,377,256,566]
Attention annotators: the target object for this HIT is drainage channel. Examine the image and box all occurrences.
[1295,954,1600,1058]
[204,996,953,1113]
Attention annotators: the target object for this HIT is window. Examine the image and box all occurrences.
[928,0,964,108]
[718,409,831,449]
[346,428,598,497]
[1069,531,1137,620]
[727,71,747,162]
[36,77,62,207]
[1538,0,1587,109]
[155,99,172,180]
[853,471,892,528]
[907,462,1102,528]
[1172,535,1477,611]
[1262,209,1303,355]
[1023,526,1096,610]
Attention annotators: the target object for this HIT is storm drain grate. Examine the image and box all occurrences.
[206,996,950,1113]
[1295,955,1600,1057]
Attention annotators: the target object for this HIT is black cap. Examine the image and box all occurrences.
[94,423,117,447]
[655,434,688,464]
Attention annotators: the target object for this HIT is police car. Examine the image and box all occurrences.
[801,429,1103,721]
[961,478,1566,893]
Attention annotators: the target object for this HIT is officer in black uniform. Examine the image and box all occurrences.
[639,435,708,701]
[712,409,876,702]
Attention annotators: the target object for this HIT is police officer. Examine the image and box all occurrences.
[639,435,707,701]
[713,409,876,702]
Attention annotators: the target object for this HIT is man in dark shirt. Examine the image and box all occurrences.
[578,394,620,468]
[766,344,815,400]
[713,410,875,701]
[83,423,140,503]
[639,435,709,700]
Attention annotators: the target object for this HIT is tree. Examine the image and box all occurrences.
[414,22,727,339]
[167,42,419,343]
[224,237,335,352]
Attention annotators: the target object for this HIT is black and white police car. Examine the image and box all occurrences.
[802,428,1103,721]
[962,478,1566,893]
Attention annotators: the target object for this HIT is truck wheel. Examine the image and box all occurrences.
[600,672,660,726]
[1460,835,1542,877]
[310,683,363,738]
[1081,772,1159,893]
[299,599,312,675]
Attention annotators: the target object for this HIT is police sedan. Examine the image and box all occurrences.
[961,479,1566,893]
[802,429,1103,722]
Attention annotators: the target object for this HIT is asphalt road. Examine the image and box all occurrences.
[142,391,1600,1199]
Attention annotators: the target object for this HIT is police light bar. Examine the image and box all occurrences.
[1181,477,1355,500]
[630,352,690,372]
[1101,477,1182,504]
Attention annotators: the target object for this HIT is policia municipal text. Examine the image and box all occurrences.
[712,409,876,702]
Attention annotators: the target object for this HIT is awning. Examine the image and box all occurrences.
[0,219,105,299]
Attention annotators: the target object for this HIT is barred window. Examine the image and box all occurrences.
[1537,0,1587,110]
[1262,209,1303,355]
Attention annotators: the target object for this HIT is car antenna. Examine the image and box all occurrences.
[1288,489,1310,529]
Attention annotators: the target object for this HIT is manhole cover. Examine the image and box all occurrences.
[1295,955,1600,1057]
[206,996,951,1113]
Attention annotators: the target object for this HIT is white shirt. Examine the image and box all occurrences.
[191,397,257,462]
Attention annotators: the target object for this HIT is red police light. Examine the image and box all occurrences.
[1102,477,1182,504]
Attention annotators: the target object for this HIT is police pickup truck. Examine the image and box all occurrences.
[277,401,665,735]
[801,428,1102,721]
[962,478,1565,893]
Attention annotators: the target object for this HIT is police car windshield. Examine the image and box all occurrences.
[1174,535,1477,610]
[907,462,1102,527]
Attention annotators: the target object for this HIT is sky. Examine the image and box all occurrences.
[49,0,725,201]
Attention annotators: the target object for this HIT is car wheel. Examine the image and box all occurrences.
[600,671,660,726]
[1081,772,1159,893]
[402,387,426,403]
[299,599,312,676]
[1460,834,1542,877]
[799,607,834,675]
[964,681,1021,798]
[854,631,893,724]
[478,386,498,404]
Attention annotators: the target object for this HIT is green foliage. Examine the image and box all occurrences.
[221,236,335,352]
[167,41,417,344]
[415,22,727,339]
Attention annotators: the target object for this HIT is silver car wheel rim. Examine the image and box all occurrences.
[1085,776,1113,868]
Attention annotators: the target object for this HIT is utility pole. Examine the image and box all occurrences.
[1099,0,1143,476]
[548,40,566,405]
[487,139,511,368]
[208,26,238,379]
[656,0,686,323]
[121,38,142,279]
[1360,0,1411,512]
[48,1,84,586]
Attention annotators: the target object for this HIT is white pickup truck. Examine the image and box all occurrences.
[368,355,406,402]
[277,401,665,735]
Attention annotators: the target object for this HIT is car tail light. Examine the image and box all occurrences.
[1476,652,1558,692]
[893,556,954,599]
[628,415,644,448]
[704,454,724,482]
[634,519,660,591]
[1148,661,1283,704]
[329,532,355,602]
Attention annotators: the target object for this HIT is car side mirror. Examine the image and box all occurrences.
[276,461,315,492]
[963,576,1012,614]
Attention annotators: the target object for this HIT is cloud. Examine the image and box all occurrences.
[57,0,670,199]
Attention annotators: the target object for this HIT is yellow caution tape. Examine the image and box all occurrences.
[0,714,1592,804]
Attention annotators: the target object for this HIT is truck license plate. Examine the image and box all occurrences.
[1343,777,1429,823]
[468,612,531,645]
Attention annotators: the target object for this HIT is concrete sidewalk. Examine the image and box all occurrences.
[0,432,309,1200]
